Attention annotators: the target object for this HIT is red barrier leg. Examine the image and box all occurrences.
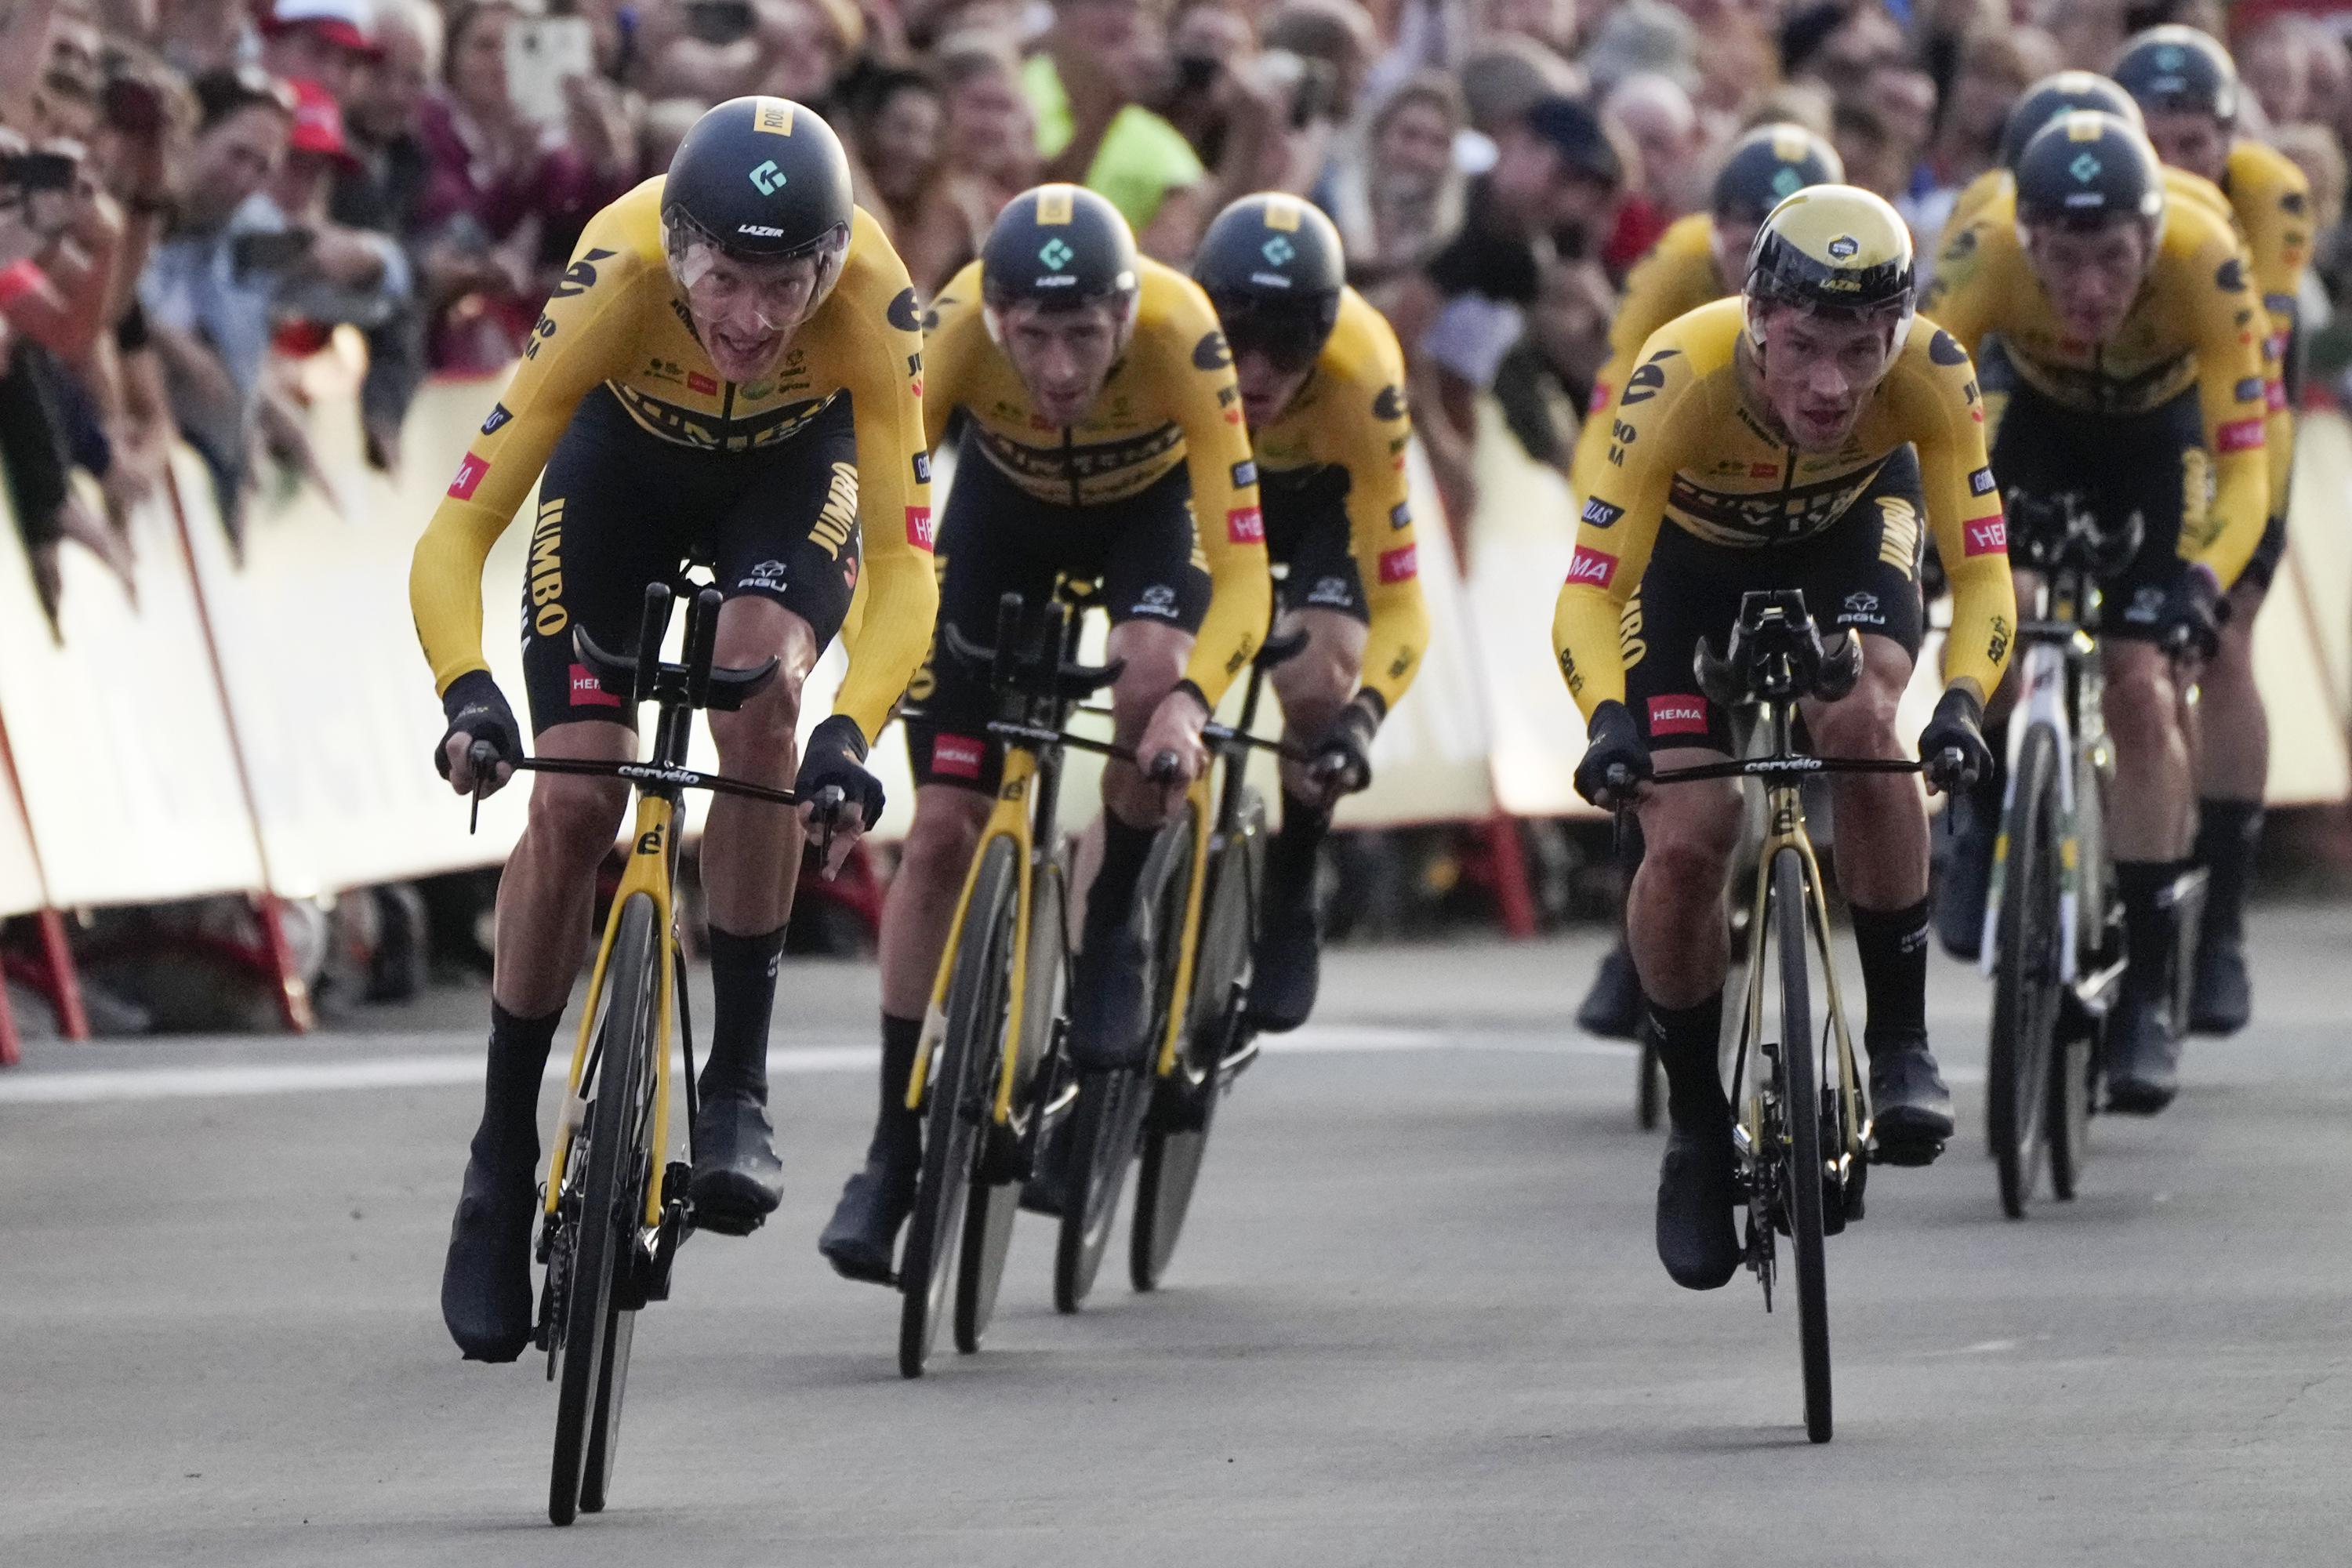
[255,895,316,1033]
[36,909,87,1040]
[1467,814,1539,940]
[0,967,20,1065]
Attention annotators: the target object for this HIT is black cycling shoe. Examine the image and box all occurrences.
[1244,890,1319,1034]
[440,1145,539,1362]
[1019,1109,1073,1217]
[2104,990,2181,1114]
[1934,782,1998,961]
[1656,1116,1742,1290]
[1067,927,1153,1072]
[1574,939,1642,1041]
[818,1145,917,1284]
[688,1094,783,1232]
[2188,939,2252,1036]
[1867,1031,1955,1165]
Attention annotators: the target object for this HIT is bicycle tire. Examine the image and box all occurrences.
[1057,822,1192,1313]
[900,837,1018,1378]
[1989,726,2063,1219]
[1133,800,1253,1291]
[1774,851,1832,1445]
[579,1301,635,1513]
[956,857,1065,1352]
[550,894,657,1525]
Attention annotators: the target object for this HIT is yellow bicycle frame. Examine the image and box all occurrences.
[543,790,681,1229]
[1737,782,1871,1174]
[1151,775,1217,1080]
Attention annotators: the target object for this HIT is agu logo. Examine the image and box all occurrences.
[568,663,620,709]
[1648,695,1708,736]
[931,734,985,779]
[1227,506,1265,544]
[447,455,488,499]
[1566,545,1617,587]
[1378,545,1417,583]
[1964,518,2008,557]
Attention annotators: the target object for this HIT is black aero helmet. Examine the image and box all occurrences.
[1742,184,1917,350]
[2013,110,2166,231]
[1192,194,1345,371]
[1711,125,1843,224]
[981,183,1141,316]
[2112,25,2239,126]
[1998,71,2145,172]
[662,96,855,292]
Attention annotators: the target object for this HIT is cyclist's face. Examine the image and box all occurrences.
[2023,221,2151,345]
[1755,306,1896,451]
[998,301,1124,425]
[2144,111,2229,186]
[1232,345,1314,429]
[682,251,822,381]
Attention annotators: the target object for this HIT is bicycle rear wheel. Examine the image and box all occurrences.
[1773,851,1832,1445]
[1989,726,2063,1219]
[1057,822,1192,1312]
[900,837,1018,1378]
[550,895,658,1525]
[1133,800,1252,1291]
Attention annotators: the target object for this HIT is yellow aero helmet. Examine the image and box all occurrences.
[1741,183,1916,350]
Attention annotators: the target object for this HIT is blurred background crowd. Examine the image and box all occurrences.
[4,0,2351,1024]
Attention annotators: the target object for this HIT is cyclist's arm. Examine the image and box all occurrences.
[1336,311,1428,717]
[2183,234,2271,589]
[1914,214,2001,362]
[1566,234,1698,499]
[1158,285,1270,708]
[919,262,985,457]
[1550,334,1687,720]
[408,219,641,695]
[2238,156,2311,503]
[1899,325,2015,700]
[829,227,939,746]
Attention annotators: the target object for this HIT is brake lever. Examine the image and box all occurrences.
[811,782,847,869]
[467,739,499,836]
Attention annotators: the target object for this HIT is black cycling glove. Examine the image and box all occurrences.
[2156,566,2224,660]
[1309,693,1383,797]
[795,713,885,830]
[434,670,521,782]
[1573,699,1652,808]
[1918,685,1992,793]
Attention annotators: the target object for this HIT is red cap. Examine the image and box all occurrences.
[261,0,379,58]
[286,78,353,162]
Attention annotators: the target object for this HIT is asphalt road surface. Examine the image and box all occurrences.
[5,909,2349,1566]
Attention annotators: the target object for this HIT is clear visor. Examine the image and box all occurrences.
[666,222,850,337]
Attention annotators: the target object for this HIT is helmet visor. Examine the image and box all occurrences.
[666,220,850,334]
[1213,296,1339,374]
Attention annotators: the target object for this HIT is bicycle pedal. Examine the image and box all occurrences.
[690,1206,767,1238]
[1866,1136,1944,1169]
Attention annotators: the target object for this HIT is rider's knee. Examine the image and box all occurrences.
[1275,647,1354,736]
[2103,659,2179,753]
[1109,638,1188,731]
[526,772,630,860]
[1809,672,1904,759]
[707,672,803,763]
[1639,789,1741,892]
[898,795,986,886]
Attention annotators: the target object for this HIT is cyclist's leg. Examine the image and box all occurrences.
[1621,532,1745,1289]
[2092,389,2205,1111]
[445,393,681,1359]
[1069,466,1214,1068]
[1253,482,1369,1032]
[1796,448,1949,1156]
[2187,514,2280,1032]
[692,399,870,1218]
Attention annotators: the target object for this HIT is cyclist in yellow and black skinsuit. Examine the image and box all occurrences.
[1566,125,1844,1043]
[1922,110,2269,1115]
[1189,195,1430,1033]
[2111,25,2314,1035]
[818,186,1269,1284]
[411,100,938,1363]
[1555,187,2011,1290]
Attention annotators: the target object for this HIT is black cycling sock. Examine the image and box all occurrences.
[1851,897,1930,1047]
[1083,813,1158,946]
[873,1013,923,1163]
[1266,790,1331,912]
[2116,859,2183,1001]
[1648,993,1728,1131]
[700,924,787,1105]
[2193,800,2263,949]
[477,1002,561,1167]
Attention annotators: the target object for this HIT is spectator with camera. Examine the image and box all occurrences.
[332,0,439,468]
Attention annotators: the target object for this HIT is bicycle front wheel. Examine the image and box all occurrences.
[1989,725,2063,1219]
[550,894,659,1525]
[1773,851,1832,1445]
[900,837,1018,1378]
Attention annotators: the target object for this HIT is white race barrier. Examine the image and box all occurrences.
[0,738,43,919]
[2255,415,2352,804]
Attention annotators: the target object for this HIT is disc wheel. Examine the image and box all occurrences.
[1773,851,1832,1445]
[899,838,1018,1378]
[550,895,657,1525]
[1988,726,2063,1219]
[1056,821,1192,1312]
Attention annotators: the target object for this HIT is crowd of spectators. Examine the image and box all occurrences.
[2,0,2351,601]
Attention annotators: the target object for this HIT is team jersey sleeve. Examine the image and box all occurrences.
[920,261,987,456]
[1567,227,1708,501]
[408,202,647,695]
[1550,330,1691,720]
[1332,312,1428,716]
[1896,325,2015,700]
[1915,212,2003,361]
[2182,230,2271,587]
[827,218,940,746]
[1155,280,1271,706]
[2236,151,2311,502]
